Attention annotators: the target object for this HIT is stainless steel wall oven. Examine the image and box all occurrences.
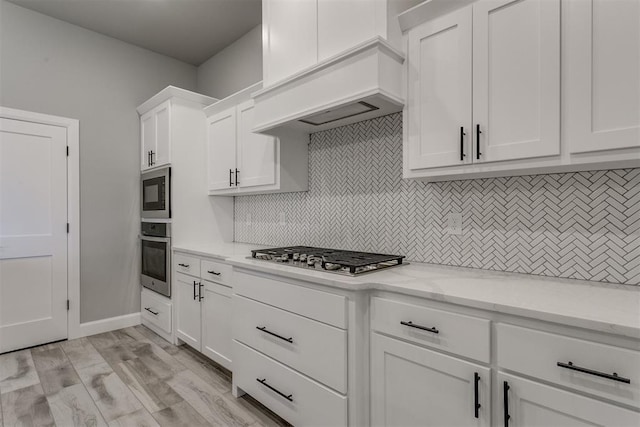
[141,222,171,297]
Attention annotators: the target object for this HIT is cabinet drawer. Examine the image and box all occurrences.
[141,289,172,334]
[174,253,200,277]
[234,271,346,329]
[497,324,640,408]
[233,341,348,427]
[233,295,347,393]
[371,297,491,363]
[201,259,232,285]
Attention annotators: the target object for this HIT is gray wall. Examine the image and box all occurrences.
[0,0,198,323]
[197,25,262,99]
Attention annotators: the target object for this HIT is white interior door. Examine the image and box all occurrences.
[236,101,276,189]
[407,7,473,170]
[473,0,560,162]
[0,117,68,353]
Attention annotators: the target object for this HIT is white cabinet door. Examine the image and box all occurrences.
[371,333,490,427]
[207,108,237,191]
[141,110,155,170]
[202,281,232,370]
[473,0,560,162]
[564,0,640,154]
[499,373,640,427]
[263,0,317,86]
[175,274,201,350]
[407,7,472,170]
[236,101,276,189]
[154,100,171,167]
[317,0,376,61]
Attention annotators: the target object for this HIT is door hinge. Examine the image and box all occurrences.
[67,299,70,311]
[67,223,70,233]
[66,146,69,156]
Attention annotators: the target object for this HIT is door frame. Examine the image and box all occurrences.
[0,106,81,340]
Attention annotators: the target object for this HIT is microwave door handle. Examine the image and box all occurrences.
[140,236,170,243]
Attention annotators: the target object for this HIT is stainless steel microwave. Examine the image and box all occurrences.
[141,167,170,219]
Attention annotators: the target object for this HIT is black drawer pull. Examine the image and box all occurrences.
[400,321,439,334]
[144,307,159,315]
[178,263,189,268]
[474,372,481,418]
[207,270,221,276]
[256,326,293,343]
[557,361,630,384]
[503,381,510,427]
[257,378,293,402]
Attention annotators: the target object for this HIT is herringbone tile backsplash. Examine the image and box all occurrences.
[235,113,640,285]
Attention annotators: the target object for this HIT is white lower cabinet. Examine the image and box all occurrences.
[141,288,172,340]
[174,250,233,370]
[371,333,490,427]
[499,372,640,427]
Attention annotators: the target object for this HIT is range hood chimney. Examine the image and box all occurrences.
[251,37,405,135]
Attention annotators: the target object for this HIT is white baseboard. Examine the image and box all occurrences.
[76,312,141,338]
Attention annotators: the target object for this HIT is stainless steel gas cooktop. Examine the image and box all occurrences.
[250,246,406,276]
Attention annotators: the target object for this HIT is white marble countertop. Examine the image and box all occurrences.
[172,242,270,260]
[172,243,640,340]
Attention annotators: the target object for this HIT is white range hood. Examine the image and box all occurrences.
[251,37,405,135]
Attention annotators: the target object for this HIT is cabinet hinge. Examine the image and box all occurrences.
[67,300,70,311]
[67,223,70,233]
[66,146,69,156]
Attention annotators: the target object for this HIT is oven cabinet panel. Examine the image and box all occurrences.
[175,272,202,351]
[141,288,172,336]
[201,280,232,370]
[498,373,640,427]
[371,332,490,427]
[140,100,171,171]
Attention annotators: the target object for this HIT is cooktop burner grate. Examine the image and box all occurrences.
[250,246,406,275]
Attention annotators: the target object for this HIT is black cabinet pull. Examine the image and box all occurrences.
[256,326,293,343]
[503,381,510,427]
[235,168,240,186]
[474,372,481,418]
[557,361,631,384]
[147,151,151,166]
[400,321,439,334]
[229,169,234,186]
[256,378,293,402]
[178,263,189,268]
[207,270,221,276]
[460,127,466,161]
[193,281,197,300]
[144,307,158,315]
[476,124,482,159]
[199,282,204,301]
[150,150,154,166]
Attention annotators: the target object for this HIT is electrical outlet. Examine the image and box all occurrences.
[446,212,463,235]
[279,212,286,226]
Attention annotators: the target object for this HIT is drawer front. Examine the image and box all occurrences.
[233,341,348,427]
[234,271,346,329]
[371,297,491,363]
[174,253,200,277]
[141,289,172,334]
[201,259,232,285]
[497,323,640,408]
[233,295,347,393]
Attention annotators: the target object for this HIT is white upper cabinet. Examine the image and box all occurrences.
[472,0,560,162]
[403,0,639,181]
[564,0,640,155]
[140,100,171,171]
[262,0,318,87]
[407,7,472,170]
[205,83,308,196]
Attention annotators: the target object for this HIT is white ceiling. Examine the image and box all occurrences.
[6,0,262,66]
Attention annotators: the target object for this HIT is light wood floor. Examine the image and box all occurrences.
[0,325,291,427]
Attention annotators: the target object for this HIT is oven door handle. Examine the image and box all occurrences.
[140,235,170,243]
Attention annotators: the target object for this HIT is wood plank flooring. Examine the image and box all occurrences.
[0,326,291,427]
